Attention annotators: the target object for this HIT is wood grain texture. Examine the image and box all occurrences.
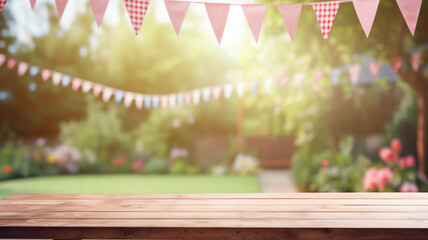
[1,193,428,239]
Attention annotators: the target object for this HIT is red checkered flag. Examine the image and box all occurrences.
[123,0,151,35]
[0,0,8,12]
[312,1,340,40]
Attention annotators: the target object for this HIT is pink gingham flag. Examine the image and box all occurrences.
[30,0,37,9]
[242,5,266,43]
[205,3,230,44]
[89,0,110,27]
[396,0,422,35]
[55,0,69,20]
[277,4,302,42]
[312,1,340,40]
[164,0,190,36]
[353,0,379,37]
[0,0,8,12]
[123,0,151,35]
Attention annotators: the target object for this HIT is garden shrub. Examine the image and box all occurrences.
[144,157,168,174]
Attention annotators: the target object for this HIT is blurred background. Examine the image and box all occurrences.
[0,0,427,196]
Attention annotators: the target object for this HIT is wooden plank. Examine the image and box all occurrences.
[4,193,428,200]
[2,198,428,206]
[1,211,427,220]
[1,203,427,212]
[1,227,427,240]
[0,218,427,228]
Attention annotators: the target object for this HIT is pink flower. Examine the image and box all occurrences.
[379,147,394,163]
[112,156,126,166]
[363,168,378,191]
[132,160,144,171]
[399,155,416,169]
[399,182,419,192]
[321,160,329,168]
[377,168,394,190]
[390,138,402,153]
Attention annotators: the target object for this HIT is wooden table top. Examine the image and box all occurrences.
[1,193,428,229]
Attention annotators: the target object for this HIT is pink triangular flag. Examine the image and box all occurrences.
[124,92,135,107]
[312,70,324,84]
[82,81,92,93]
[55,0,69,20]
[72,78,82,91]
[41,69,52,82]
[89,0,110,27]
[389,58,403,73]
[0,53,5,66]
[135,94,144,109]
[396,0,422,35]
[184,92,192,106]
[29,0,37,9]
[102,87,113,102]
[93,84,103,97]
[242,5,266,43]
[411,52,424,72]
[205,3,230,44]
[277,4,302,42]
[123,0,151,35]
[212,85,223,100]
[17,62,30,76]
[369,61,381,77]
[7,58,16,70]
[348,64,362,84]
[279,75,289,87]
[353,0,379,37]
[161,95,169,109]
[0,0,8,12]
[312,2,340,40]
[164,0,190,36]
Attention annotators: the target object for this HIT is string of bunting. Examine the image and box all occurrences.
[0,0,424,43]
[1,50,427,110]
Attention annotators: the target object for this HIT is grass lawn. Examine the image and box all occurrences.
[0,174,260,199]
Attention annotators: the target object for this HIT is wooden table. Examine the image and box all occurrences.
[0,193,428,239]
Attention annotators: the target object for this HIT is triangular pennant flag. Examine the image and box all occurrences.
[0,0,8,12]
[369,61,382,78]
[212,86,222,100]
[353,0,380,37]
[411,52,424,72]
[242,5,266,43]
[164,0,190,36]
[202,87,211,102]
[29,0,37,9]
[135,94,145,109]
[102,87,113,102]
[176,93,184,106]
[0,53,5,66]
[312,70,324,84]
[93,84,103,97]
[55,0,69,20]
[89,0,110,27]
[294,73,305,86]
[82,81,92,93]
[124,92,135,107]
[329,68,342,85]
[277,4,302,42]
[279,75,289,87]
[184,92,192,106]
[123,0,151,35]
[192,90,201,105]
[72,78,82,91]
[29,66,39,76]
[41,69,52,82]
[389,58,403,73]
[205,3,230,44]
[52,72,62,85]
[61,75,71,87]
[7,58,16,70]
[161,95,169,109]
[250,81,259,95]
[223,84,234,99]
[169,94,176,108]
[312,1,340,40]
[348,64,362,84]
[396,0,422,35]
[264,79,273,94]
[152,95,159,108]
[236,82,246,98]
[17,62,30,76]
[114,90,124,103]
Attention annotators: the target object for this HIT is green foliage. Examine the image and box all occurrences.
[169,158,201,175]
[144,157,168,174]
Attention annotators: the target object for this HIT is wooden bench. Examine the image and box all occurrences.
[0,193,428,239]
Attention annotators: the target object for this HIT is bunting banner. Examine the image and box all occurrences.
[2,0,424,44]
[89,0,110,27]
[1,50,427,110]
[123,0,151,35]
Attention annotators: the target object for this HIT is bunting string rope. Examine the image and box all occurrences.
[1,50,426,110]
[0,0,424,43]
